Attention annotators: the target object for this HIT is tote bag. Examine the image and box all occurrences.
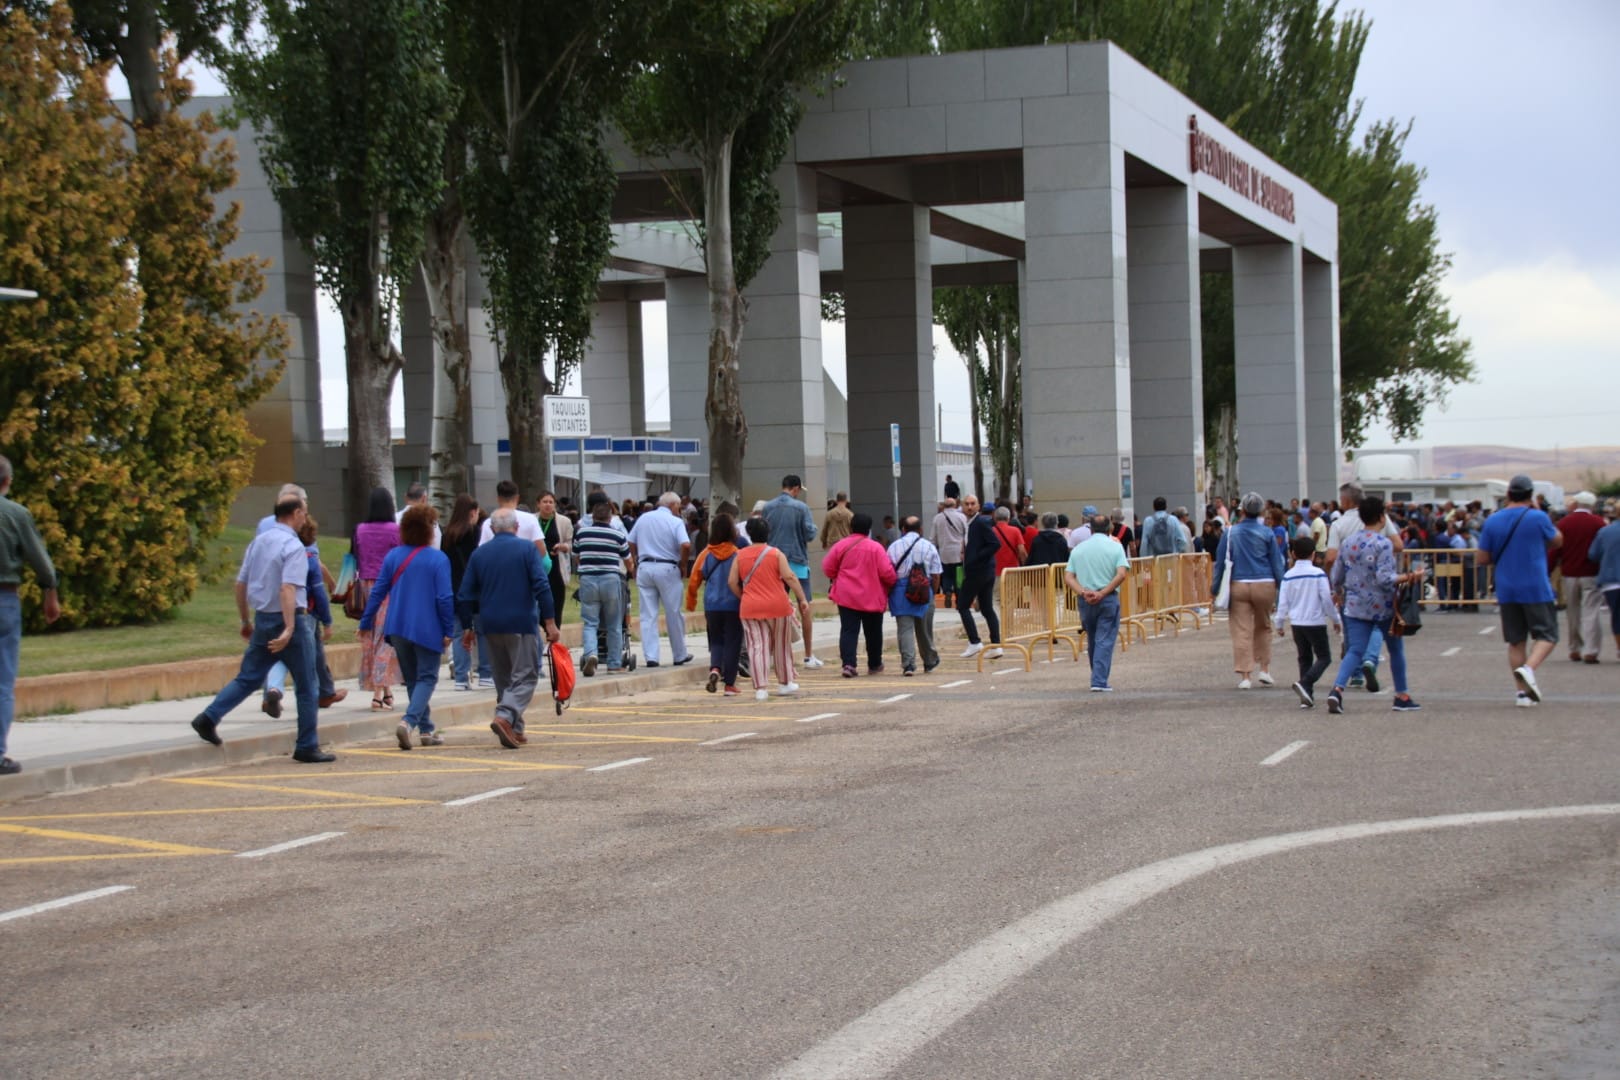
[1213,530,1235,612]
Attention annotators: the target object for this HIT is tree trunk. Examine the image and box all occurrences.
[968,358,985,502]
[1212,401,1238,505]
[422,194,470,513]
[117,0,165,129]
[702,133,747,508]
[343,304,401,526]
[501,339,552,502]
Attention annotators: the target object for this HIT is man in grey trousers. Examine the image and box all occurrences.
[459,509,561,749]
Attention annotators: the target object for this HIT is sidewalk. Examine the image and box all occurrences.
[2,609,895,803]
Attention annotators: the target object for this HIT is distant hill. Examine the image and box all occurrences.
[1433,445,1620,492]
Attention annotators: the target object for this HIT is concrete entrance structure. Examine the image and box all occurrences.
[216,41,1338,530]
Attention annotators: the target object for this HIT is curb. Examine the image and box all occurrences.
[0,663,709,805]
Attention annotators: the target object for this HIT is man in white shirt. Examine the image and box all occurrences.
[478,480,543,549]
[1275,535,1342,707]
[1324,482,1403,691]
[1066,505,1098,550]
[627,491,693,667]
[888,515,944,675]
[397,482,443,548]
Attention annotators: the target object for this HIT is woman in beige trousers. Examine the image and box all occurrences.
[1212,492,1288,689]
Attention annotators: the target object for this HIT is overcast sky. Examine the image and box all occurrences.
[130,1,1617,451]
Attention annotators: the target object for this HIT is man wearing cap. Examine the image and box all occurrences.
[0,455,62,775]
[1067,505,1098,550]
[1554,491,1606,662]
[1477,475,1563,706]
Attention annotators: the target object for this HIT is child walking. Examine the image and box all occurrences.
[1276,536,1341,707]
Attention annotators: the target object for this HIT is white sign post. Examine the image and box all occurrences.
[544,396,591,503]
[890,423,902,529]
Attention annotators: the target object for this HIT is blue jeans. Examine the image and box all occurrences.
[0,592,20,759]
[579,574,624,667]
[265,631,335,699]
[392,639,442,734]
[449,614,473,685]
[1079,593,1121,689]
[1334,616,1406,695]
[202,611,320,751]
[1339,602,1383,671]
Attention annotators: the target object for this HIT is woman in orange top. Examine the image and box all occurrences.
[729,517,811,702]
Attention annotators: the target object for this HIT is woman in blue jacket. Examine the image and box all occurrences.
[360,504,456,750]
[1212,492,1287,689]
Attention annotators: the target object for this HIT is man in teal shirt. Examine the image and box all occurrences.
[1064,514,1131,692]
[0,455,61,775]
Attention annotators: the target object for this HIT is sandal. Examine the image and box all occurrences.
[371,696,387,710]
[383,691,394,709]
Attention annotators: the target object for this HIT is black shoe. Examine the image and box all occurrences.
[672,655,694,667]
[1361,662,1380,694]
[291,747,336,764]
[261,687,283,719]
[191,714,222,746]
[645,660,660,668]
[582,653,598,677]
[0,757,20,775]
[1326,690,1344,715]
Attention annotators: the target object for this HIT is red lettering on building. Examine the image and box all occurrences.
[1187,115,1297,224]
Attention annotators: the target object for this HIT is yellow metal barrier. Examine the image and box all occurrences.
[1396,549,1494,609]
[980,564,1081,672]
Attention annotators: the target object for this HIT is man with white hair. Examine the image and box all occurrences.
[0,455,61,775]
[459,508,560,749]
[1554,491,1606,662]
[627,491,693,667]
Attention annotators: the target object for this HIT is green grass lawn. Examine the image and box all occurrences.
[18,526,616,678]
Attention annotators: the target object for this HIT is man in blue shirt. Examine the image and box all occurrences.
[759,475,822,668]
[460,508,561,749]
[192,496,332,762]
[1477,475,1563,706]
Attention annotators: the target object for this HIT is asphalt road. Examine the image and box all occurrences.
[3,611,1618,1079]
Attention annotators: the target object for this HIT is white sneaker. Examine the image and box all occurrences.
[1237,678,1252,690]
[1256,671,1275,686]
[961,643,984,658]
[985,647,1004,660]
[776,683,799,695]
[802,655,825,669]
[1515,692,1539,708]
[1513,664,1542,703]
[755,689,769,702]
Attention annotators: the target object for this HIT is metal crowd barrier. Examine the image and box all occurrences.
[1395,548,1494,609]
[979,552,1214,673]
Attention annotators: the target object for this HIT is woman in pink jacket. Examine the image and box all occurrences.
[822,512,897,678]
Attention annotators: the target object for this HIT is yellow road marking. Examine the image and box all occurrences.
[343,749,580,770]
[521,730,698,744]
[0,803,422,823]
[0,852,210,866]
[0,822,230,856]
[164,777,435,805]
[243,768,515,779]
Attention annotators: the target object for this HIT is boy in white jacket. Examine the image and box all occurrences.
[1276,536,1342,707]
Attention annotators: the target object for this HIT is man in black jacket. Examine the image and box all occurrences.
[956,495,1003,658]
[1027,513,1071,566]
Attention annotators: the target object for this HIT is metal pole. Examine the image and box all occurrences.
[579,439,586,507]
[892,474,899,532]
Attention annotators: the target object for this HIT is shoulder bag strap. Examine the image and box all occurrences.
[740,545,775,590]
[389,547,425,590]
[893,535,923,571]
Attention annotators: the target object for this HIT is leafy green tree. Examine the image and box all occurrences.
[622,0,857,508]
[226,0,454,521]
[935,286,1019,503]
[1,6,280,629]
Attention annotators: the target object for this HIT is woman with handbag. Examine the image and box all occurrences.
[1211,492,1286,690]
[359,504,456,749]
[1325,495,1423,714]
[352,486,402,710]
[823,512,898,678]
[729,517,811,701]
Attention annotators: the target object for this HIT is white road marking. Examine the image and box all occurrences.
[769,803,1620,1080]
[0,885,134,924]
[701,732,758,745]
[587,757,652,772]
[1442,646,1462,657]
[937,680,973,689]
[1259,740,1310,767]
[1480,627,1496,635]
[992,667,1022,676]
[236,832,345,859]
[798,713,841,724]
[443,786,523,807]
[878,694,914,705]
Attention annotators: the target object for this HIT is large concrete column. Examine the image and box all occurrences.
[665,275,711,494]
[1126,183,1204,515]
[582,292,632,435]
[465,253,504,496]
[1232,243,1307,501]
[1303,259,1341,503]
[842,203,936,519]
[398,268,434,489]
[738,164,827,510]
[626,299,646,437]
[1021,132,1134,521]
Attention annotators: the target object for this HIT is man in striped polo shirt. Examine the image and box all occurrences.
[575,500,632,675]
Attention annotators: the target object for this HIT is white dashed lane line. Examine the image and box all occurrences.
[587,757,652,773]
[0,886,134,924]
[1480,627,1496,635]
[444,787,523,807]
[1442,646,1462,657]
[937,680,973,689]
[701,732,758,745]
[879,694,914,705]
[798,713,841,724]
[236,832,345,859]
[1259,741,1310,767]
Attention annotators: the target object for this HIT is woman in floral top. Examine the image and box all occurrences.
[1327,495,1423,714]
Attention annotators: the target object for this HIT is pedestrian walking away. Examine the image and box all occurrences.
[1325,497,1423,715]
[760,474,823,668]
[823,513,897,677]
[576,500,633,677]
[191,495,333,762]
[686,510,745,694]
[956,495,1004,659]
[887,516,943,676]
[730,518,810,700]
[821,493,854,550]
[1553,491,1606,662]
[1211,492,1286,689]
[262,514,345,715]
[476,480,548,682]
[1275,536,1341,708]
[1065,514,1131,691]
[360,505,457,750]
[440,493,484,690]
[459,508,561,749]
[0,454,62,775]
[352,486,403,710]
[1140,497,1190,558]
[1324,481,1403,691]
[1476,474,1564,707]
[628,492,694,667]
[928,497,968,606]
[1585,501,1620,658]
